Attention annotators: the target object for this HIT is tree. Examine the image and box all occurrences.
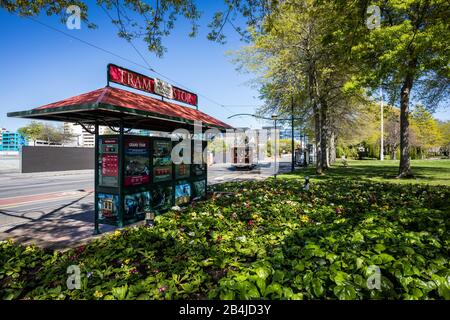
[1,0,275,57]
[344,0,450,177]
[17,121,74,145]
[17,121,44,146]
[438,121,450,158]
[410,105,444,158]
[232,0,368,174]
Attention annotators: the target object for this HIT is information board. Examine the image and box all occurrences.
[99,137,119,187]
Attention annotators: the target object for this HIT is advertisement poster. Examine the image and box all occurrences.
[175,181,191,206]
[98,193,119,222]
[99,138,119,187]
[153,139,172,165]
[175,163,190,179]
[153,166,172,182]
[192,164,206,177]
[192,180,206,199]
[151,185,173,211]
[153,139,172,182]
[124,191,151,220]
[124,139,150,187]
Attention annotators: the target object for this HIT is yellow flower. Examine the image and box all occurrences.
[300,215,310,223]
[111,230,122,239]
[94,291,103,298]
[124,258,131,265]
[24,245,35,253]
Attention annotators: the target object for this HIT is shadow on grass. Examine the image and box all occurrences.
[282,161,450,185]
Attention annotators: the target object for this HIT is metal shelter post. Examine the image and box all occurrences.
[274,118,277,180]
[118,119,125,228]
[291,97,295,173]
[93,120,100,235]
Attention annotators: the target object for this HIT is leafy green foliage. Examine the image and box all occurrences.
[1,179,449,300]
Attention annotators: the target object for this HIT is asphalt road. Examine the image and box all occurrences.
[0,170,94,232]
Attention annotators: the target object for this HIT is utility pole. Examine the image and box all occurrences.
[380,86,384,161]
[291,97,295,173]
[272,115,278,179]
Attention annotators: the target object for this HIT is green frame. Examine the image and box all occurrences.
[94,134,208,232]
[7,102,229,132]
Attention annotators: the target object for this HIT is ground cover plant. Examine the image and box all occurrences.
[1,178,449,300]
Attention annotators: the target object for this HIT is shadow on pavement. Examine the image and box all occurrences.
[0,192,118,250]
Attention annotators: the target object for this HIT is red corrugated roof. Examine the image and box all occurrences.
[35,86,232,129]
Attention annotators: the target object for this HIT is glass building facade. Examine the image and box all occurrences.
[0,132,27,151]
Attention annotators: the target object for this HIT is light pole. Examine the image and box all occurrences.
[272,114,279,179]
[380,86,384,161]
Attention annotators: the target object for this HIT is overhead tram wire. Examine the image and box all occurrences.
[25,15,237,116]
[100,4,155,73]
[100,5,236,116]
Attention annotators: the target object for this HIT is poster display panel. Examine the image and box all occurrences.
[124,138,150,187]
[153,139,172,182]
[124,191,151,220]
[175,180,191,206]
[175,163,190,179]
[98,193,119,222]
[192,180,206,199]
[99,137,119,187]
[151,184,173,211]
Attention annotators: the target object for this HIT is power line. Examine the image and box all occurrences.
[26,16,150,71]
[25,15,238,115]
[221,105,264,108]
[99,4,155,72]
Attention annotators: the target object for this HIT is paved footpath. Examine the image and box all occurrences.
[0,157,297,249]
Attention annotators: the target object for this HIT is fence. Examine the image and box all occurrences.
[21,146,94,173]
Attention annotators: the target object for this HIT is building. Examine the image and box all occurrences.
[63,123,108,147]
[0,131,27,151]
[0,128,6,146]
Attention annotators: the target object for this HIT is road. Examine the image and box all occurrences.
[0,155,296,248]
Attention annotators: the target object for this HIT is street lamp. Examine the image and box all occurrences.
[271,115,279,179]
[380,85,384,161]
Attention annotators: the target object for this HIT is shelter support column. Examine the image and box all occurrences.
[93,120,100,235]
[118,119,125,228]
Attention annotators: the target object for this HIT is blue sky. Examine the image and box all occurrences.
[0,2,267,132]
[0,3,448,133]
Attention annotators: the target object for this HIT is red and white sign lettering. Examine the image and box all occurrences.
[108,64,198,106]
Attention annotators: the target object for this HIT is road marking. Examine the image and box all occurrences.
[0,189,93,209]
[0,179,93,191]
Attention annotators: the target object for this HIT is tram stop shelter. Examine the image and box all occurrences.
[8,64,232,234]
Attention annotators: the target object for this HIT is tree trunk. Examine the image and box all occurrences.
[391,148,397,160]
[308,61,323,175]
[329,130,336,164]
[314,106,323,174]
[398,71,414,178]
[320,98,329,169]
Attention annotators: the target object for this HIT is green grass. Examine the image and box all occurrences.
[280,159,450,186]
